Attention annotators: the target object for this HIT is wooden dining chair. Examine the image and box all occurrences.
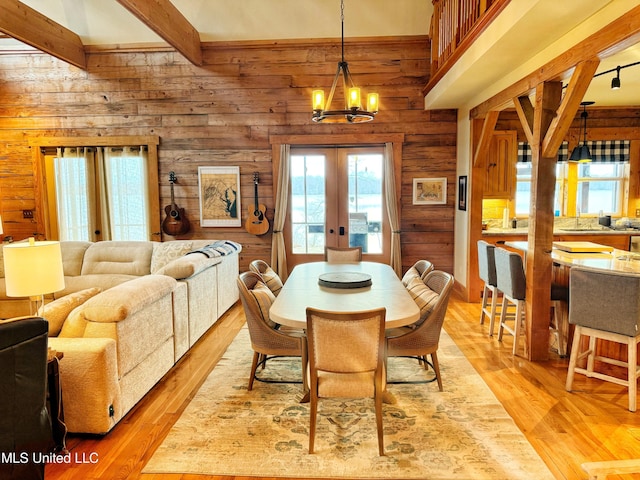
[249,259,283,296]
[324,246,362,263]
[236,271,307,391]
[386,270,454,391]
[305,306,386,455]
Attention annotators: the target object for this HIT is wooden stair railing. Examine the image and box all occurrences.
[426,0,510,96]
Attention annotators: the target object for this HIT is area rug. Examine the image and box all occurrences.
[143,327,554,479]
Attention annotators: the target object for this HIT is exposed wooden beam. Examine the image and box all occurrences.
[525,80,563,362]
[542,59,600,158]
[470,4,640,118]
[0,0,86,69]
[116,0,203,66]
[472,110,500,168]
[513,96,534,144]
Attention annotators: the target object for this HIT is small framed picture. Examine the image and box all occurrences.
[412,177,447,205]
[198,166,242,227]
[458,175,467,211]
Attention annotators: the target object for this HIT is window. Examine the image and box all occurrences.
[576,162,626,215]
[515,140,629,216]
[515,162,563,216]
[286,146,389,266]
[33,136,160,242]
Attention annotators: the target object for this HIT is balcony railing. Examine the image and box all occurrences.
[427,0,510,93]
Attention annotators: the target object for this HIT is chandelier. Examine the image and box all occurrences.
[311,0,379,123]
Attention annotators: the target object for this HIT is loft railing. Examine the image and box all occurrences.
[427,0,510,92]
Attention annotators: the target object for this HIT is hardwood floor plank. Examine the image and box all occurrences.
[44,295,640,480]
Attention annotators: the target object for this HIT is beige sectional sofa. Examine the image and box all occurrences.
[0,239,241,434]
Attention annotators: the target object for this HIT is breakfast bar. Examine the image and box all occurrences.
[505,240,640,360]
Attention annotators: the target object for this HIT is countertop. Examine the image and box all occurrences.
[482,227,640,236]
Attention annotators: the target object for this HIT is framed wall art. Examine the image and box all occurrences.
[198,166,242,227]
[412,177,447,205]
[458,175,467,211]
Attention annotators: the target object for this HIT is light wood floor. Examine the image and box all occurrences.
[45,294,640,480]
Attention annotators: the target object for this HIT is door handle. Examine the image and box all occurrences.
[339,226,345,236]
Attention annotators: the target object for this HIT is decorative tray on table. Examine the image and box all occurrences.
[318,272,372,289]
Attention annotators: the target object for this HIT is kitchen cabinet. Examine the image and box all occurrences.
[484,131,516,198]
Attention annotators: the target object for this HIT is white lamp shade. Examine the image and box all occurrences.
[3,239,65,297]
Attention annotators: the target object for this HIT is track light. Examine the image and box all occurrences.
[611,66,621,90]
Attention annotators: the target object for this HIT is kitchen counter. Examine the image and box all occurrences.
[483,227,639,236]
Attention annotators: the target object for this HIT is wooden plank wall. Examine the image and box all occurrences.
[0,36,457,274]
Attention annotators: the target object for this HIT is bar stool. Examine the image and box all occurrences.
[495,247,572,356]
[495,247,526,355]
[565,267,640,412]
[477,240,500,336]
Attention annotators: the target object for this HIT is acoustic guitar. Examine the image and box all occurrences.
[245,172,269,235]
[162,171,190,236]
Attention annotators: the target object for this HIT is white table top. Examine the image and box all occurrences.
[505,240,640,274]
[270,261,420,329]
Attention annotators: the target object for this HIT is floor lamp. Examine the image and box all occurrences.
[3,238,65,315]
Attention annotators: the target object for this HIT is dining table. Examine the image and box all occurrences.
[270,261,420,330]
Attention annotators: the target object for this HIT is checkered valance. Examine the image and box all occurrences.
[518,140,630,163]
[518,142,568,162]
[583,140,630,162]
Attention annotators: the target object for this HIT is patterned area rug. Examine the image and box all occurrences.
[143,327,554,479]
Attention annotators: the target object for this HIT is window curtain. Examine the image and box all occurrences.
[518,140,629,163]
[55,147,95,241]
[101,146,149,240]
[271,144,290,281]
[383,142,402,277]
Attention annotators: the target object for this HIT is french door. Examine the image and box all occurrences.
[285,146,389,267]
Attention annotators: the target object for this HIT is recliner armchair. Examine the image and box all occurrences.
[0,316,53,480]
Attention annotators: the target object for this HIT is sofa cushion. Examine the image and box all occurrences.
[38,287,101,336]
[155,254,221,280]
[250,281,277,328]
[81,241,153,276]
[56,274,138,298]
[151,241,193,273]
[77,275,177,324]
[60,241,92,276]
[405,276,439,326]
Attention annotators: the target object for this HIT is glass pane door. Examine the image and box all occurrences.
[286,146,388,267]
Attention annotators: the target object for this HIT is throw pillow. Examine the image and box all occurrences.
[151,241,193,273]
[405,276,439,326]
[38,287,102,336]
[260,267,283,297]
[250,281,277,328]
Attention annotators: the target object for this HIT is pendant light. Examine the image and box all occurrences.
[569,101,594,163]
[311,0,379,123]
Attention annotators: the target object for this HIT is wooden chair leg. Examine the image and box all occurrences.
[512,299,525,355]
[375,391,384,456]
[480,284,489,325]
[566,326,583,391]
[488,287,499,337]
[248,351,260,391]
[497,296,508,341]
[431,352,443,392]
[628,338,637,412]
[309,393,318,454]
